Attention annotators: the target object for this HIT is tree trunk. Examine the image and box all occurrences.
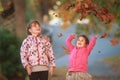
[13,0,26,37]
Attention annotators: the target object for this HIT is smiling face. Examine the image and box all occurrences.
[76,35,89,48]
[28,21,41,36]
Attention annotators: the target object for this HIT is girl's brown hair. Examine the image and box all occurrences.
[77,35,89,44]
[27,20,41,35]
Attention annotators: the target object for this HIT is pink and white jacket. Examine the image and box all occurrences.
[20,35,55,68]
[66,34,97,73]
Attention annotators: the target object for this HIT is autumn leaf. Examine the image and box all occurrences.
[98,50,101,53]
[58,33,63,38]
[84,3,89,8]
[80,12,88,20]
[62,45,70,54]
[105,13,115,24]
[100,33,108,38]
[110,38,119,46]
[63,0,114,24]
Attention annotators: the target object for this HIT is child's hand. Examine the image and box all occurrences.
[49,66,55,77]
[44,36,50,42]
[25,65,32,75]
[71,34,76,38]
[95,35,99,38]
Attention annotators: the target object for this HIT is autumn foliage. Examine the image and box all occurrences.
[64,0,114,24]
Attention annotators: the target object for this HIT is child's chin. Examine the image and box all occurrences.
[77,45,84,48]
[77,46,81,48]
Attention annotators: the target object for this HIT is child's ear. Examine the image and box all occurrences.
[28,29,32,34]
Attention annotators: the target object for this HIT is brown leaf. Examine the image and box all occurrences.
[64,0,114,24]
[62,45,70,54]
[84,3,89,8]
[98,50,101,53]
[100,33,108,38]
[110,38,119,46]
[58,33,63,38]
[80,12,88,20]
[74,3,83,13]
[105,13,115,24]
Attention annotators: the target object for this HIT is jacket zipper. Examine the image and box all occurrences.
[36,37,40,64]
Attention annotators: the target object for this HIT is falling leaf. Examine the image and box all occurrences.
[98,50,101,53]
[62,45,70,54]
[58,33,63,38]
[100,33,108,38]
[110,38,119,46]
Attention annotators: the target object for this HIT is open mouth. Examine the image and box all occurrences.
[78,43,81,45]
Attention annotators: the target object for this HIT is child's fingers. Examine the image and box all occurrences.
[95,35,99,38]
[26,65,32,75]
[71,33,76,38]
[26,66,32,75]
[49,67,55,77]
[44,36,50,42]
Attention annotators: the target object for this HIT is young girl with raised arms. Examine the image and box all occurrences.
[66,34,98,80]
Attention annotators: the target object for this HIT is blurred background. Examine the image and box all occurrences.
[0,0,120,80]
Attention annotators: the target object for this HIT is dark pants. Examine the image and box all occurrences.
[29,71,48,80]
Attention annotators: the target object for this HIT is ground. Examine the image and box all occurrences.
[51,54,120,80]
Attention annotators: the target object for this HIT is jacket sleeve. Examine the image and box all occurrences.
[87,36,97,55]
[66,34,74,51]
[45,41,56,67]
[20,39,29,68]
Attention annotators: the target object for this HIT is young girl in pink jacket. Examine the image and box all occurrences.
[66,34,98,80]
[20,20,55,80]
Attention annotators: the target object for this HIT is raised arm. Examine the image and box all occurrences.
[87,35,98,55]
[66,34,75,51]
